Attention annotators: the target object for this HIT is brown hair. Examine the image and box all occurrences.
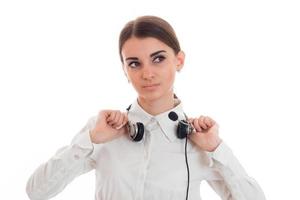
[119,15,181,63]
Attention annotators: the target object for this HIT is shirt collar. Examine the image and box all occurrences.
[127,98,187,142]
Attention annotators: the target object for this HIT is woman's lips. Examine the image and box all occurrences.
[142,83,160,90]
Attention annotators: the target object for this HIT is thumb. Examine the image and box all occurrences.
[115,112,129,130]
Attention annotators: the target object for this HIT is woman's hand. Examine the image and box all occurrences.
[188,116,222,152]
[90,110,128,144]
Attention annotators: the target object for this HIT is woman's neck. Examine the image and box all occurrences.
[137,93,176,116]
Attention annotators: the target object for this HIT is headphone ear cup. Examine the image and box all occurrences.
[177,120,189,139]
[128,122,144,142]
[133,122,144,142]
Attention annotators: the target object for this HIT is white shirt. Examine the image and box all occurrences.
[26,99,266,200]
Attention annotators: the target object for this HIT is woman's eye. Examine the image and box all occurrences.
[153,55,165,63]
[128,61,140,68]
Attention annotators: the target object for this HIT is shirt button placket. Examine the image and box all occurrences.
[135,119,154,200]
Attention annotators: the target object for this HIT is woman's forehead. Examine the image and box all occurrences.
[121,37,172,58]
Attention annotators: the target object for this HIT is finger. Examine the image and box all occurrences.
[206,116,216,127]
[113,111,123,127]
[99,110,111,120]
[188,118,195,131]
[99,110,113,125]
[188,118,194,124]
[114,112,125,129]
[107,110,119,126]
[115,113,128,130]
[107,110,116,122]
[116,112,125,127]
[199,115,208,130]
[123,113,129,126]
[113,111,122,124]
[187,118,196,131]
[204,117,213,128]
[192,118,202,132]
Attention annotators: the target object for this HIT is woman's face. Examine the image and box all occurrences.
[121,37,185,102]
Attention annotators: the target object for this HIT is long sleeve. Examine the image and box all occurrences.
[26,116,97,200]
[206,142,266,200]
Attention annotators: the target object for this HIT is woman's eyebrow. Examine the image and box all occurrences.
[125,57,138,61]
[150,50,166,57]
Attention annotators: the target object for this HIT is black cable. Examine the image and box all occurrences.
[185,136,190,200]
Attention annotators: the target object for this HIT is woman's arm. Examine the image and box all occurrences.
[188,116,265,199]
[26,117,97,200]
[206,142,266,200]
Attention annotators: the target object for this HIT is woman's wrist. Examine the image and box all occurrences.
[89,129,99,144]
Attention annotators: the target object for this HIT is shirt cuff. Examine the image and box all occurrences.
[70,128,94,159]
[207,141,232,167]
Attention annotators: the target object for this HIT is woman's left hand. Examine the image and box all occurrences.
[188,116,222,152]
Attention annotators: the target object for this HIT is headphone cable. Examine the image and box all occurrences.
[185,136,190,200]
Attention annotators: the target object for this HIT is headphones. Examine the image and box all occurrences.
[125,105,194,142]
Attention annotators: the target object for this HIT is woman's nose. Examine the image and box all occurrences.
[141,64,155,80]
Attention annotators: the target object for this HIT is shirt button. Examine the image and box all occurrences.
[74,154,80,160]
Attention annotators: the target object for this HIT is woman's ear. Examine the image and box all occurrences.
[176,51,185,72]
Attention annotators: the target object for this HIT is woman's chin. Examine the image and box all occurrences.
[139,91,161,101]
[138,90,172,102]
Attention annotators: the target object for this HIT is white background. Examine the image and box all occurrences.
[0,0,299,199]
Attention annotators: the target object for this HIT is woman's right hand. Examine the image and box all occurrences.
[89,110,128,144]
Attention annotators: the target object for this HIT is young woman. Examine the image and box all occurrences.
[26,16,266,200]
